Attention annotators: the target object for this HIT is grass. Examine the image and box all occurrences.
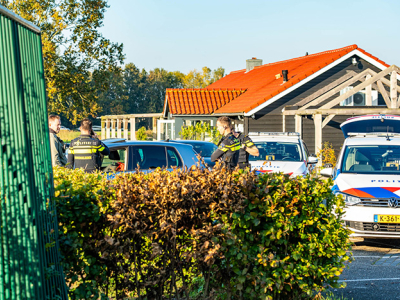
[57,130,81,143]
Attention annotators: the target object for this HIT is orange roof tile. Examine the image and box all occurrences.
[165,45,390,115]
[210,45,390,114]
[165,89,246,115]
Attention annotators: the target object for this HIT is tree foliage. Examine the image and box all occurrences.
[96,64,225,120]
[183,66,225,88]
[2,0,124,124]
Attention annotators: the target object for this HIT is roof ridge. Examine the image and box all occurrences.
[166,88,246,92]
[252,44,358,70]
[356,47,390,68]
[227,45,358,75]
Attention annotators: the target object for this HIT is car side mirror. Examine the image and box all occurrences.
[320,168,333,177]
[307,156,318,164]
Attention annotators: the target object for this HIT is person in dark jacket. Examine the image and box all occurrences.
[67,118,110,173]
[49,114,68,167]
[233,131,259,169]
[211,117,240,169]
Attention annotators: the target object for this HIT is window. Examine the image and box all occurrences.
[101,148,127,172]
[341,145,400,174]
[250,142,303,162]
[166,147,183,168]
[129,146,167,170]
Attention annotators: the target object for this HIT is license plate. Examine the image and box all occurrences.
[374,215,400,223]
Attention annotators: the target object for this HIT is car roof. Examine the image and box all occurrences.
[250,136,300,142]
[168,140,216,145]
[104,140,195,149]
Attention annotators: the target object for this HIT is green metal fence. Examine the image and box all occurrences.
[0,5,67,299]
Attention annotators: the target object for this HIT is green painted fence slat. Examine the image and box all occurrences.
[0,5,67,299]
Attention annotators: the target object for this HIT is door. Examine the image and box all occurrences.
[157,120,175,140]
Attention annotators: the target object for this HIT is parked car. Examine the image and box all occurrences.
[60,126,70,131]
[92,125,102,131]
[321,115,400,238]
[166,140,217,167]
[248,132,318,177]
[100,140,201,174]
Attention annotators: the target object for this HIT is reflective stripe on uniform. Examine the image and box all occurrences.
[75,156,92,160]
[245,141,254,147]
[220,142,240,152]
[70,148,99,154]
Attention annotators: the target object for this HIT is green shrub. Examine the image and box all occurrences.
[53,168,111,299]
[53,166,351,299]
[218,172,351,299]
[179,122,221,143]
[136,126,147,140]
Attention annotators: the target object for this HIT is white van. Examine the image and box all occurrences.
[321,115,400,238]
[249,132,318,177]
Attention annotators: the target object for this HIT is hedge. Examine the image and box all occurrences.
[53,165,352,299]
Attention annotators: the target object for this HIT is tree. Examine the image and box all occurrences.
[96,68,128,116]
[182,66,225,88]
[2,0,124,124]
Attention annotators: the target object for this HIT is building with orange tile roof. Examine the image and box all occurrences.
[163,45,395,153]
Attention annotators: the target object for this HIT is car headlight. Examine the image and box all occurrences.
[335,192,361,205]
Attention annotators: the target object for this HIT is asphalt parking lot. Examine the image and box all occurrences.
[328,238,400,300]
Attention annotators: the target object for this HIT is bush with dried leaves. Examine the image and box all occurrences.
[53,164,351,299]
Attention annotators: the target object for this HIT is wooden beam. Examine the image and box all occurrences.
[314,114,322,162]
[282,114,286,132]
[320,65,400,110]
[391,71,398,108]
[116,119,122,138]
[101,113,163,120]
[283,108,400,116]
[376,80,391,107]
[295,71,356,107]
[123,119,129,139]
[380,75,400,92]
[365,74,372,106]
[111,119,116,138]
[322,114,336,128]
[295,115,302,138]
[300,69,375,110]
[101,119,106,140]
[106,119,111,139]
[132,118,137,140]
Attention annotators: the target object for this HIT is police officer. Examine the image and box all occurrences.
[48,114,68,167]
[211,117,240,169]
[233,130,259,169]
[67,118,110,173]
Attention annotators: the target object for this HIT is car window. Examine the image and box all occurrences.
[341,145,400,174]
[166,147,183,168]
[250,141,303,162]
[129,146,167,170]
[101,148,127,172]
[184,143,217,157]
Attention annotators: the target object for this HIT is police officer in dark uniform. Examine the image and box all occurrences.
[211,117,240,169]
[67,118,110,173]
[233,130,259,169]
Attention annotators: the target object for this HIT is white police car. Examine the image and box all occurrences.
[321,115,400,238]
[248,132,318,177]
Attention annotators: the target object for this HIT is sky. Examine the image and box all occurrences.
[100,0,400,75]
